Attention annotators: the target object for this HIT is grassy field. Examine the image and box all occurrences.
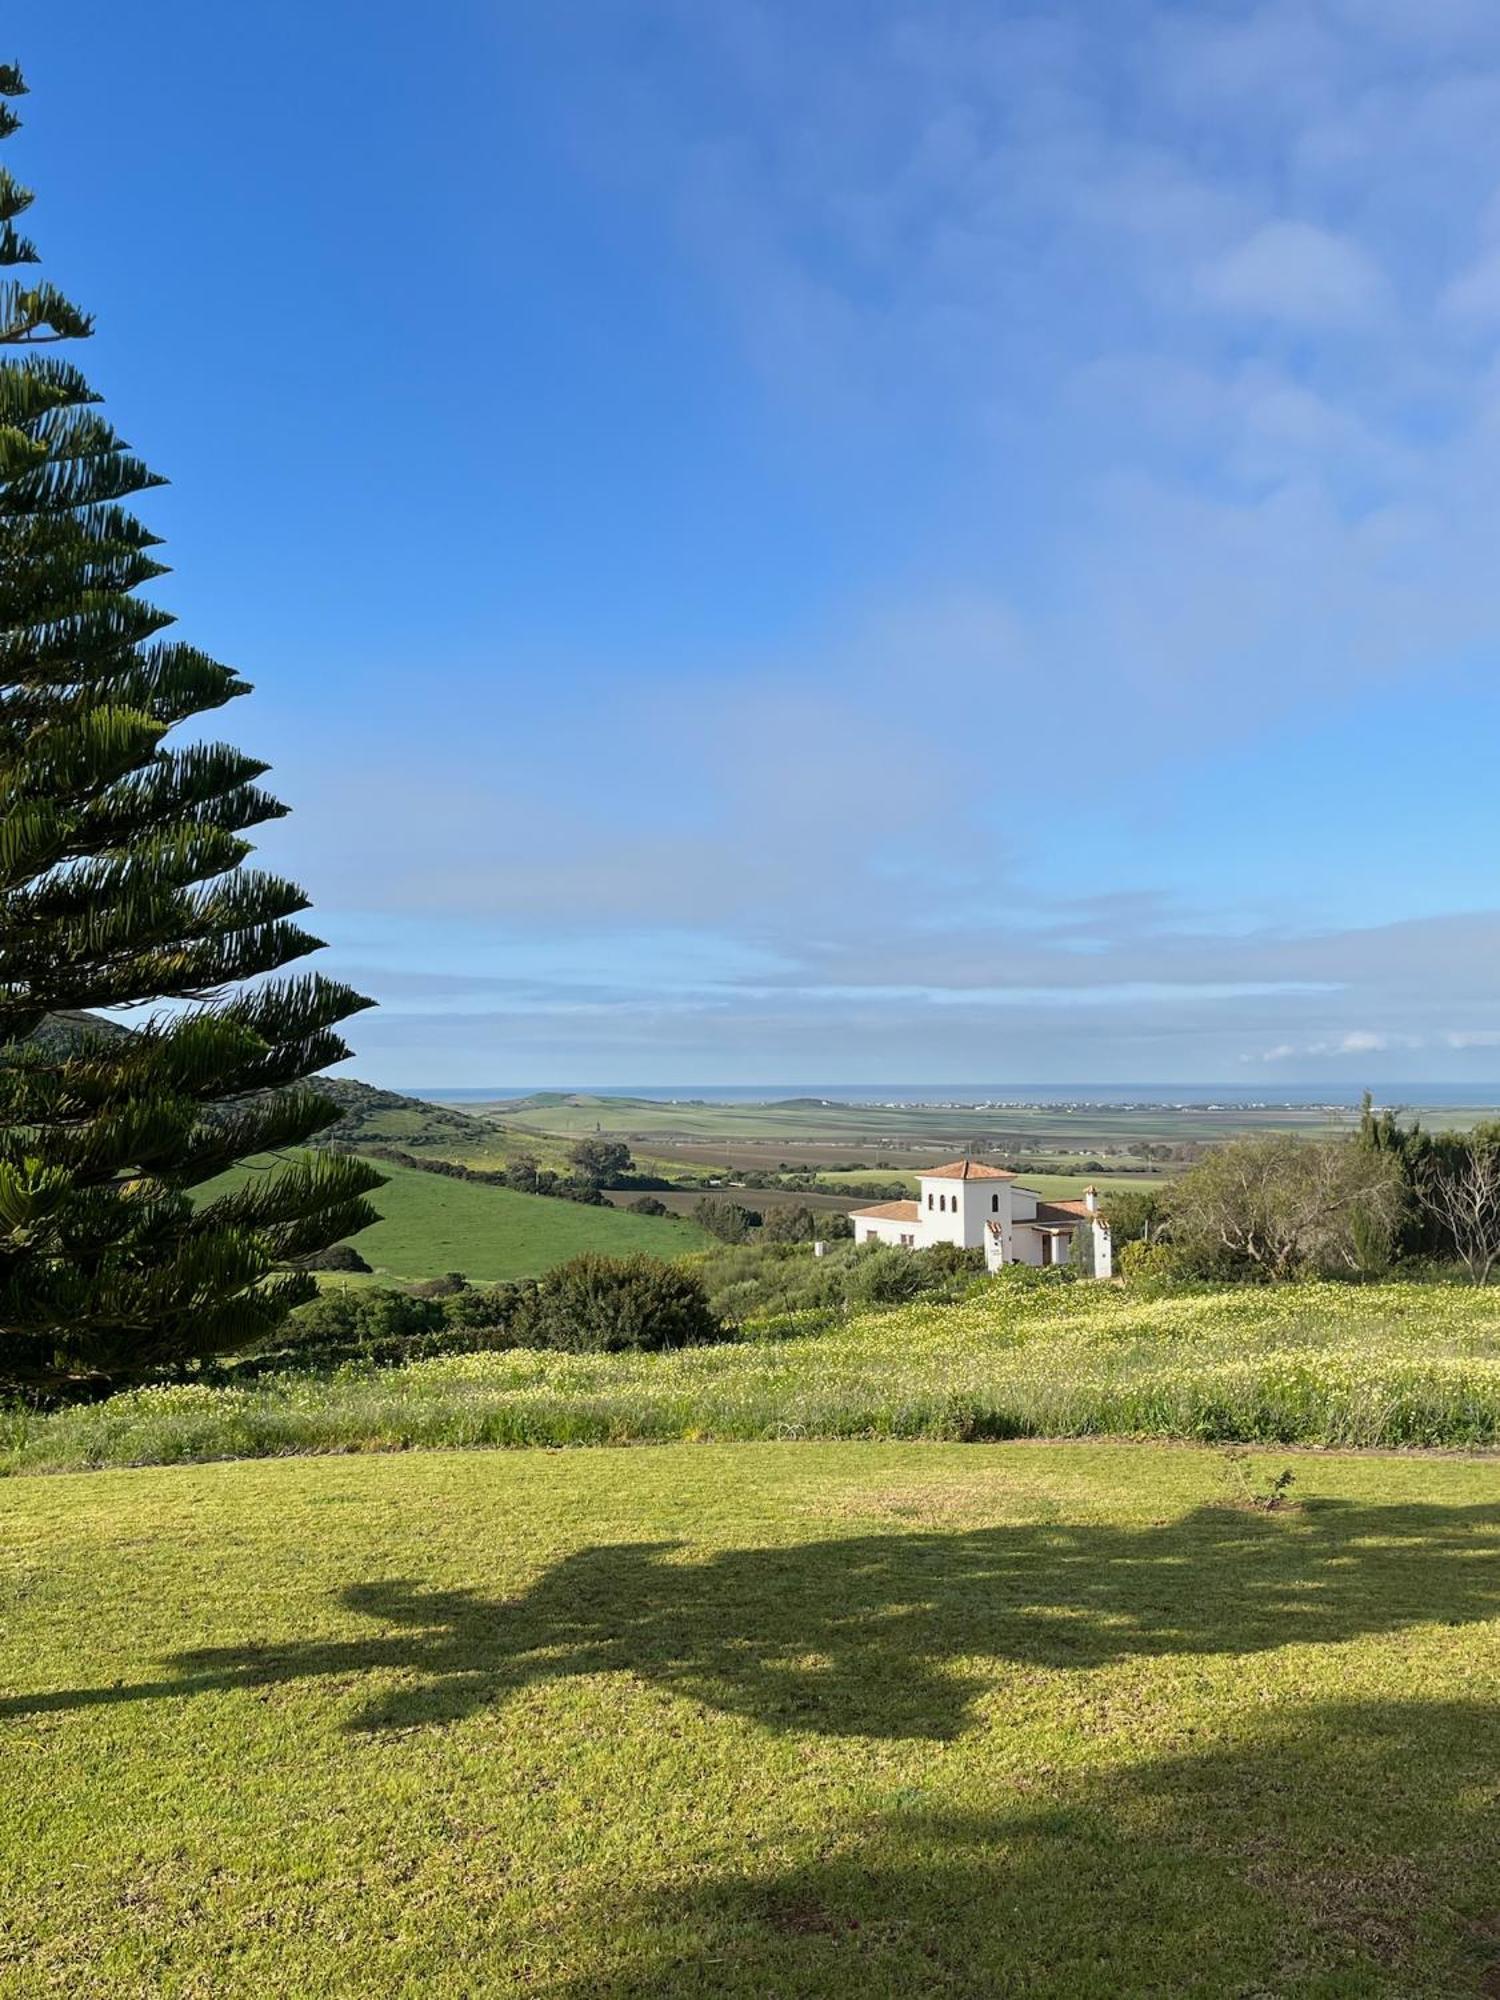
[601,1185,861,1220]
[9,1280,1500,1472]
[2,1442,1496,1997]
[488,1091,1498,1148]
[812,1168,1166,1201]
[201,1155,714,1282]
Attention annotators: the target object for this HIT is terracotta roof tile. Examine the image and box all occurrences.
[920,1160,1016,1181]
[850,1199,921,1221]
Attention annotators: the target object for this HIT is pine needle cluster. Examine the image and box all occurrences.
[0,67,382,1394]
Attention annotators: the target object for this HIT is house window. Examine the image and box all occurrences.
[927,1192,933,1209]
[991,1194,999,1212]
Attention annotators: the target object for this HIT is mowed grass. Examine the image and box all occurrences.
[2,1443,1496,1997]
[8,1280,1500,1473]
[199,1154,713,1281]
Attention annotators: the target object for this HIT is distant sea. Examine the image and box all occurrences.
[417,1082,1500,1109]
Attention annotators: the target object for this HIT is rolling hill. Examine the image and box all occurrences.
[311,1078,507,1154]
[200,1153,714,1282]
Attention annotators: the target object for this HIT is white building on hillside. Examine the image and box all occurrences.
[849,1160,1112,1277]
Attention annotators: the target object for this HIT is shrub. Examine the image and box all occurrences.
[441,1283,528,1333]
[508,1254,726,1353]
[692,1198,763,1244]
[295,1243,373,1274]
[1102,1187,1162,1248]
[1119,1239,1191,1284]
[692,1238,983,1326]
[629,1196,670,1217]
[1163,1136,1403,1280]
[221,1283,529,1375]
[760,1204,821,1244]
[411,1272,470,1298]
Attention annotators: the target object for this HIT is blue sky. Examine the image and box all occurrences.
[19,0,1500,1087]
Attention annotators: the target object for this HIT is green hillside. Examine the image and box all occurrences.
[203,1154,714,1281]
[312,1078,507,1154]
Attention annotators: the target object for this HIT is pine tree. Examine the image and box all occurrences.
[0,66,383,1395]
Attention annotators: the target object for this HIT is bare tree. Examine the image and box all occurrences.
[1412,1142,1500,1284]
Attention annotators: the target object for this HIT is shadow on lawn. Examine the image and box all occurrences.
[4,1497,1497,1740]
[535,1699,1500,1998]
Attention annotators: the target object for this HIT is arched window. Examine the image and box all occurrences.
[991,1193,1000,1212]
[927,1192,933,1209]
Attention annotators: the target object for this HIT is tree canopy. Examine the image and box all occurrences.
[0,67,381,1394]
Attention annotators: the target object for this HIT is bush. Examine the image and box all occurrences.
[692,1198,763,1244]
[1119,1239,1193,1285]
[295,1243,372,1274]
[692,1238,983,1326]
[567,1138,634,1187]
[217,1282,531,1376]
[411,1272,470,1298]
[1103,1188,1163,1248]
[1163,1136,1403,1280]
[760,1204,821,1243]
[508,1254,726,1353]
[629,1196,670,1217]
[441,1283,527,1333]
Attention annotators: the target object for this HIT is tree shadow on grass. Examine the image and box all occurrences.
[4,1497,1497,1740]
[533,1700,1500,1998]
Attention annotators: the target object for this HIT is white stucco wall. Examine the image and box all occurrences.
[916,1174,1014,1248]
[856,1212,920,1248]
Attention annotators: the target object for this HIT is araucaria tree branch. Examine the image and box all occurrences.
[0,67,383,1395]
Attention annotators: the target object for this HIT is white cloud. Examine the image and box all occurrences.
[1194,221,1390,327]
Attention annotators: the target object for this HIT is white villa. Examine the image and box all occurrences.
[849,1160,1112,1277]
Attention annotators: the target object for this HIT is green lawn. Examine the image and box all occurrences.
[2,1442,1496,1996]
[202,1154,714,1281]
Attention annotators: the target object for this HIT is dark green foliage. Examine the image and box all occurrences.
[1103,1186,1163,1247]
[295,1242,371,1275]
[440,1282,525,1333]
[567,1137,633,1187]
[0,72,381,1393]
[696,1238,984,1327]
[1354,1094,1500,1279]
[692,1196,763,1243]
[411,1272,470,1299]
[628,1195,669,1216]
[222,1280,529,1376]
[509,1253,725,1353]
[758,1204,857,1245]
[759,1203,821,1243]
